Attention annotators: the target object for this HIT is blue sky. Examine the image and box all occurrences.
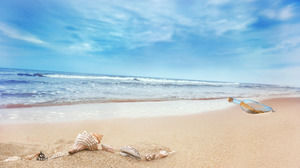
[0,0,300,86]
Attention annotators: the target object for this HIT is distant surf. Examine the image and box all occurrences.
[0,68,300,109]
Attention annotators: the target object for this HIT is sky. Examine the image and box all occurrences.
[0,0,300,86]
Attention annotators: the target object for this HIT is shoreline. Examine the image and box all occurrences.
[0,97,243,109]
[0,97,299,168]
[1,93,299,110]
[0,96,297,124]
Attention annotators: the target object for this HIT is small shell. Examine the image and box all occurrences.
[156,150,169,159]
[120,146,141,160]
[24,153,38,160]
[36,152,47,161]
[1,156,21,162]
[49,151,69,160]
[120,152,129,157]
[145,153,156,161]
[101,144,115,153]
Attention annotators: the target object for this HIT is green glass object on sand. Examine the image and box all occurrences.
[228,97,274,114]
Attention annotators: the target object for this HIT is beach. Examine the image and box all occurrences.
[0,97,299,168]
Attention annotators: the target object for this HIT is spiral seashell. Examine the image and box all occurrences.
[69,131,103,154]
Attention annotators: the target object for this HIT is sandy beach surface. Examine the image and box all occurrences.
[0,97,299,168]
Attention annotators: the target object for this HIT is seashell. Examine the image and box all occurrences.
[120,152,129,157]
[69,131,103,154]
[49,151,69,160]
[92,133,103,144]
[145,150,175,161]
[156,150,169,159]
[24,153,38,160]
[120,146,141,160]
[145,153,156,161]
[1,156,21,162]
[37,152,47,161]
[101,144,115,153]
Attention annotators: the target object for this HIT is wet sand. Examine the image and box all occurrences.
[0,98,300,168]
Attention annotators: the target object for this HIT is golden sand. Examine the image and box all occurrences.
[0,98,300,168]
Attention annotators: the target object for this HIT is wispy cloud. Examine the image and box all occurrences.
[0,22,45,44]
[261,4,294,20]
[62,0,257,50]
[1,0,300,85]
[278,5,294,20]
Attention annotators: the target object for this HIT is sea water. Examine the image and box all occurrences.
[0,68,299,122]
[1,67,300,108]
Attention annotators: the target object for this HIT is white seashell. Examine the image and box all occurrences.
[120,152,129,157]
[24,154,38,160]
[73,131,99,151]
[49,151,69,159]
[156,150,169,159]
[2,156,21,162]
[145,150,175,161]
[101,144,115,153]
[120,146,141,160]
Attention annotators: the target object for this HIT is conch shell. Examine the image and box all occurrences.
[69,131,103,154]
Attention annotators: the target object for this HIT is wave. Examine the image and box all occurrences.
[0,97,228,109]
[0,80,31,84]
[0,92,37,98]
[0,72,16,75]
[44,74,240,86]
[44,74,136,80]
[135,77,240,86]
[0,80,47,85]
[17,73,45,77]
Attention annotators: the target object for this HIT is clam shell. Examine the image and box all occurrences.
[120,146,141,160]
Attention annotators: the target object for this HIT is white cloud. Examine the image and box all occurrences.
[68,42,104,52]
[64,0,256,50]
[212,18,255,35]
[0,22,45,44]
[69,43,92,51]
[261,5,294,21]
[278,5,293,20]
[261,9,276,19]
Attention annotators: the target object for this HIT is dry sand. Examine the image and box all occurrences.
[0,97,299,168]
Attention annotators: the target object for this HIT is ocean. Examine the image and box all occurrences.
[1,67,300,109]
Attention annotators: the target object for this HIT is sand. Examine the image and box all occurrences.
[0,97,299,168]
